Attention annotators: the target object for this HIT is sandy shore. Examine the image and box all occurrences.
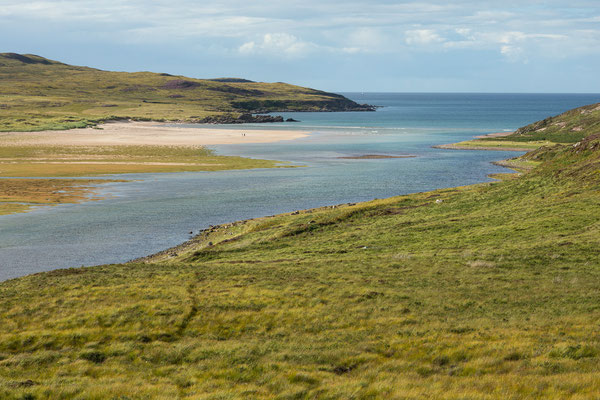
[1,121,309,147]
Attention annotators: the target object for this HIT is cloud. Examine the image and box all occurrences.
[405,29,445,46]
[239,33,315,57]
[500,45,525,62]
[1,0,600,86]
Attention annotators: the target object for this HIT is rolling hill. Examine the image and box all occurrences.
[0,104,599,398]
[0,53,373,132]
[493,102,600,143]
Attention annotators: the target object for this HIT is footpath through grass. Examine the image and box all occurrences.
[0,134,598,399]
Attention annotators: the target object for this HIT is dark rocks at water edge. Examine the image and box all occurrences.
[193,114,289,124]
[230,93,377,112]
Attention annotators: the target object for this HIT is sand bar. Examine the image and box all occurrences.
[0,121,309,147]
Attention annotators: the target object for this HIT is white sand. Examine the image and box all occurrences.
[1,121,309,147]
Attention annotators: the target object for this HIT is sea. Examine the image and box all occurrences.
[1,93,600,281]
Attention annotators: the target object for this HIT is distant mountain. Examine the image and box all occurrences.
[0,53,374,131]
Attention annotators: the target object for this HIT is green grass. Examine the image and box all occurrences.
[0,144,283,177]
[498,103,600,143]
[437,140,552,151]
[440,102,600,152]
[0,53,370,132]
[0,131,599,398]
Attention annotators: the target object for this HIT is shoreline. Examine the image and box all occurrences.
[432,131,551,152]
[432,143,529,151]
[1,120,310,147]
[131,130,534,265]
[0,121,302,216]
[1,127,532,279]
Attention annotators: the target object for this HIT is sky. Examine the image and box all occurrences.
[1,0,599,92]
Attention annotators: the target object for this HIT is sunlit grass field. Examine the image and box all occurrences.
[1,53,599,398]
[0,133,598,399]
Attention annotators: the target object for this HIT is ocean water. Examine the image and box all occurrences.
[1,93,600,281]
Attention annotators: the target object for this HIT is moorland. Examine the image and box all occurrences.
[0,89,599,398]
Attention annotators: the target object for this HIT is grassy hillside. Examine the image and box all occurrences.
[490,102,600,143]
[0,53,372,132]
[439,102,600,151]
[0,117,599,397]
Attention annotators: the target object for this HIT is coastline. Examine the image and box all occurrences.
[131,130,541,265]
[432,143,530,151]
[0,126,528,276]
[432,131,553,152]
[0,121,305,216]
[132,152,526,266]
[1,120,310,147]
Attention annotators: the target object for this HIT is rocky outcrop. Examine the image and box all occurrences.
[194,114,285,124]
[231,98,376,113]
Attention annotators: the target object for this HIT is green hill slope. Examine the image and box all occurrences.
[438,102,600,151]
[494,102,600,143]
[0,109,599,399]
[0,53,373,132]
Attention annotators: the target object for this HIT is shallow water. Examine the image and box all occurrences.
[1,93,600,281]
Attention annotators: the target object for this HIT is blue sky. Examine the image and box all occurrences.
[1,0,599,92]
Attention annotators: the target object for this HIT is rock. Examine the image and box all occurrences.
[286,118,300,122]
[194,114,285,124]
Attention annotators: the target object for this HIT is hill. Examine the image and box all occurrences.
[492,102,600,143]
[0,106,599,398]
[0,53,373,132]
[436,102,600,151]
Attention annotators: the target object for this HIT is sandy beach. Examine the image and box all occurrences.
[1,121,309,147]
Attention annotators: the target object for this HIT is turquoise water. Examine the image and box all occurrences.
[1,93,600,281]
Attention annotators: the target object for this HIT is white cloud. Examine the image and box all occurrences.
[239,33,315,57]
[405,29,445,46]
[500,45,525,62]
[1,0,599,63]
